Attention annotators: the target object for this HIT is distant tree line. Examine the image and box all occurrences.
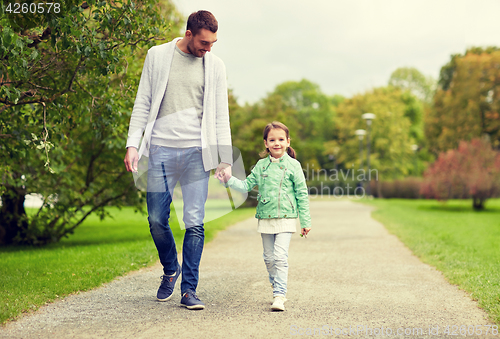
[228,47,500,209]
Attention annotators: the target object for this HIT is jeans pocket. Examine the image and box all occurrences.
[195,147,202,153]
[149,144,161,155]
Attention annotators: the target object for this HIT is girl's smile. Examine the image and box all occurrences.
[264,128,290,159]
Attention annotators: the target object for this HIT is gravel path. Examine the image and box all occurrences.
[1,200,495,338]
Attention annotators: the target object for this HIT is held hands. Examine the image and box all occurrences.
[124,147,139,173]
[214,162,232,183]
[300,228,311,238]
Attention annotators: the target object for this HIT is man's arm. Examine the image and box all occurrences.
[214,60,232,173]
[124,50,153,172]
[125,50,153,150]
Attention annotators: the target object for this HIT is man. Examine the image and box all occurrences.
[124,10,232,310]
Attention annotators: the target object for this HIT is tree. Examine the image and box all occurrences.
[271,80,339,169]
[420,138,500,210]
[388,67,436,104]
[426,47,500,154]
[331,86,418,183]
[388,67,433,145]
[229,79,339,173]
[0,0,182,245]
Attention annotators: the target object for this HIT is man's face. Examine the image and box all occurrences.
[187,28,217,58]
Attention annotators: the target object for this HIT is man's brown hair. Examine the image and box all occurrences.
[187,10,218,36]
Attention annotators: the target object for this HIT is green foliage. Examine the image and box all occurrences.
[332,86,419,181]
[388,67,432,154]
[229,78,429,186]
[0,0,183,245]
[362,198,500,323]
[438,47,500,91]
[272,80,339,168]
[389,66,436,104]
[229,79,340,174]
[0,204,255,324]
[427,47,500,153]
[400,91,425,143]
[1,0,82,31]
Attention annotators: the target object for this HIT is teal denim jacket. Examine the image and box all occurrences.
[226,154,311,229]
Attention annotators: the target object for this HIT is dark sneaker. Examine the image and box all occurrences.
[157,265,181,301]
[180,289,205,310]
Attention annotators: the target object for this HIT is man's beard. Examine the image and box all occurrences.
[187,42,204,58]
[187,41,201,57]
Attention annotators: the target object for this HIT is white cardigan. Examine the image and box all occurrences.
[126,38,233,171]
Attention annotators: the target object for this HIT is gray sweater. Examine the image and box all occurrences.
[150,45,204,148]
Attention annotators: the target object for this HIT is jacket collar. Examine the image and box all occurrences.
[270,153,289,162]
[263,153,290,169]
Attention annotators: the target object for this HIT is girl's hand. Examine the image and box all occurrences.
[300,228,311,238]
[214,169,231,183]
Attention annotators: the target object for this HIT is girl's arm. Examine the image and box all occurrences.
[225,166,259,193]
[293,162,312,229]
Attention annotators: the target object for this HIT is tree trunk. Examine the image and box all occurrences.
[376,180,383,198]
[472,196,485,211]
[0,187,28,245]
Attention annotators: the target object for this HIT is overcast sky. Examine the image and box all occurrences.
[171,0,500,104]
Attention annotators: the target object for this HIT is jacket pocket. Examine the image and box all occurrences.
[259,197,271,204]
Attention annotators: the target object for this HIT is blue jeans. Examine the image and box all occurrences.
[261,232,293,297]
[147,146,209,294]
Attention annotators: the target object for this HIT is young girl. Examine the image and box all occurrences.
[217,121,311,311]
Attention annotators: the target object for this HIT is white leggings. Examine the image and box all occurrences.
[261,232,293,297]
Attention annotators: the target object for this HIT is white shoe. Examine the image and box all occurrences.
[271,295,287,311]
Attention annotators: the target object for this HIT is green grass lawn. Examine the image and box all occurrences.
[0,202,255,324]
[359,198,500,324]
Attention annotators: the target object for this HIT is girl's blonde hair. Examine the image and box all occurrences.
[259,121,296,159]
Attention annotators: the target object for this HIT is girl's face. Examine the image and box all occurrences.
[264,128,290,159]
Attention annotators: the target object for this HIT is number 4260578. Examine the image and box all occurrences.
[4,2,61,14]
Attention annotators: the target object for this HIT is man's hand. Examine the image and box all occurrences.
[214,162,231,183]
[124,147,139,173]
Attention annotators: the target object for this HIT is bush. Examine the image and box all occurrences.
[420,138,500,210]
[307,179,363,198]
[370,177,423,199]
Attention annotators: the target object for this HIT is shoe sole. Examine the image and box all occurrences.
[157,266,181,302]
[157,294,173,302]
[181,303,205,310]
[271,305,285,311]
